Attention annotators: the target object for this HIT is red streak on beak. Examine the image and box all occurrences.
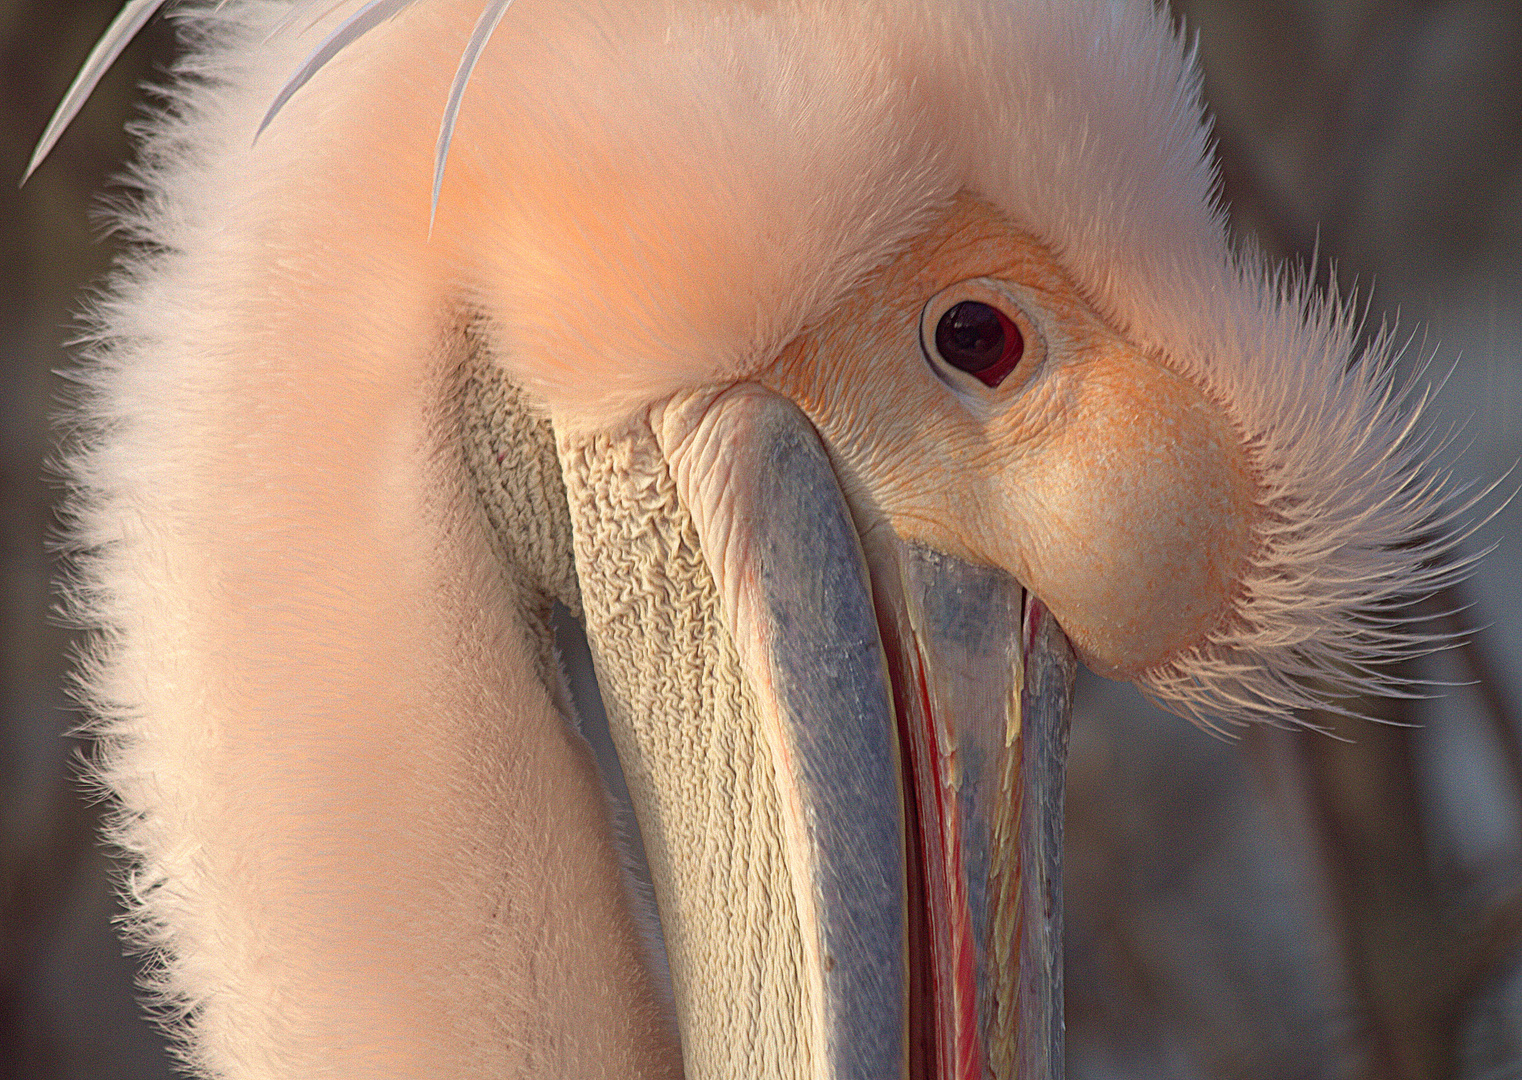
[873,544,1068,1080]
[893,640,986,1080]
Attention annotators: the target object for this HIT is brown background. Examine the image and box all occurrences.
[3,1,1520,1077]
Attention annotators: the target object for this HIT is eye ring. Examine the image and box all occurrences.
[919,278,1042,394]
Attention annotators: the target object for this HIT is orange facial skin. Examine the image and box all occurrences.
[761,193,1257,679]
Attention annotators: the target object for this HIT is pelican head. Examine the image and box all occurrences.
[35,1,1472,1078]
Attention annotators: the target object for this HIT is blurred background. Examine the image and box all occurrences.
[2,1,1519,1077]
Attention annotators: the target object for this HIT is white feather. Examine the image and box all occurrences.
[43,0,1483,1073]
[255,0,420,138]
[432,0,513,224]
[23,0,175,182]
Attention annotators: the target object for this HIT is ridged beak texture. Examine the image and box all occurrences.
[573,381,1078,1080]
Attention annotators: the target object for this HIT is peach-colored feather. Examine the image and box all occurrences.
[40,0,1482,1076]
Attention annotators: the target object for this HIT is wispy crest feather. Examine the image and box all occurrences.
[433,0,513,224]
[254,0,418,138]
[1143,283,1495,726]
[23,0,174,182]
[28,0,509,222]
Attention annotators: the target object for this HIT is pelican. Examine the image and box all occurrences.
[31,0,1476,1077]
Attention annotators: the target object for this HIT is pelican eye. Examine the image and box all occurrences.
[932,301,1024,388]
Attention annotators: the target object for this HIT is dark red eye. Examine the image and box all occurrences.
[934,301,1024,388]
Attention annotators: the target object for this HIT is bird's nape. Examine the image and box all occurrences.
[28,1,1486,1078]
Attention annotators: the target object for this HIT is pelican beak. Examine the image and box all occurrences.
[650,384,1076,1080]
[870,541,1075,1080]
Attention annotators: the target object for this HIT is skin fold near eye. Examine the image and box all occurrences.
[764,194,1257,682]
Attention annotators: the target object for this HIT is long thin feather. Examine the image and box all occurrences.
[432,0,514,227]
[262,0,339,45]
[256,0,419,140]
[22,0,174,183]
